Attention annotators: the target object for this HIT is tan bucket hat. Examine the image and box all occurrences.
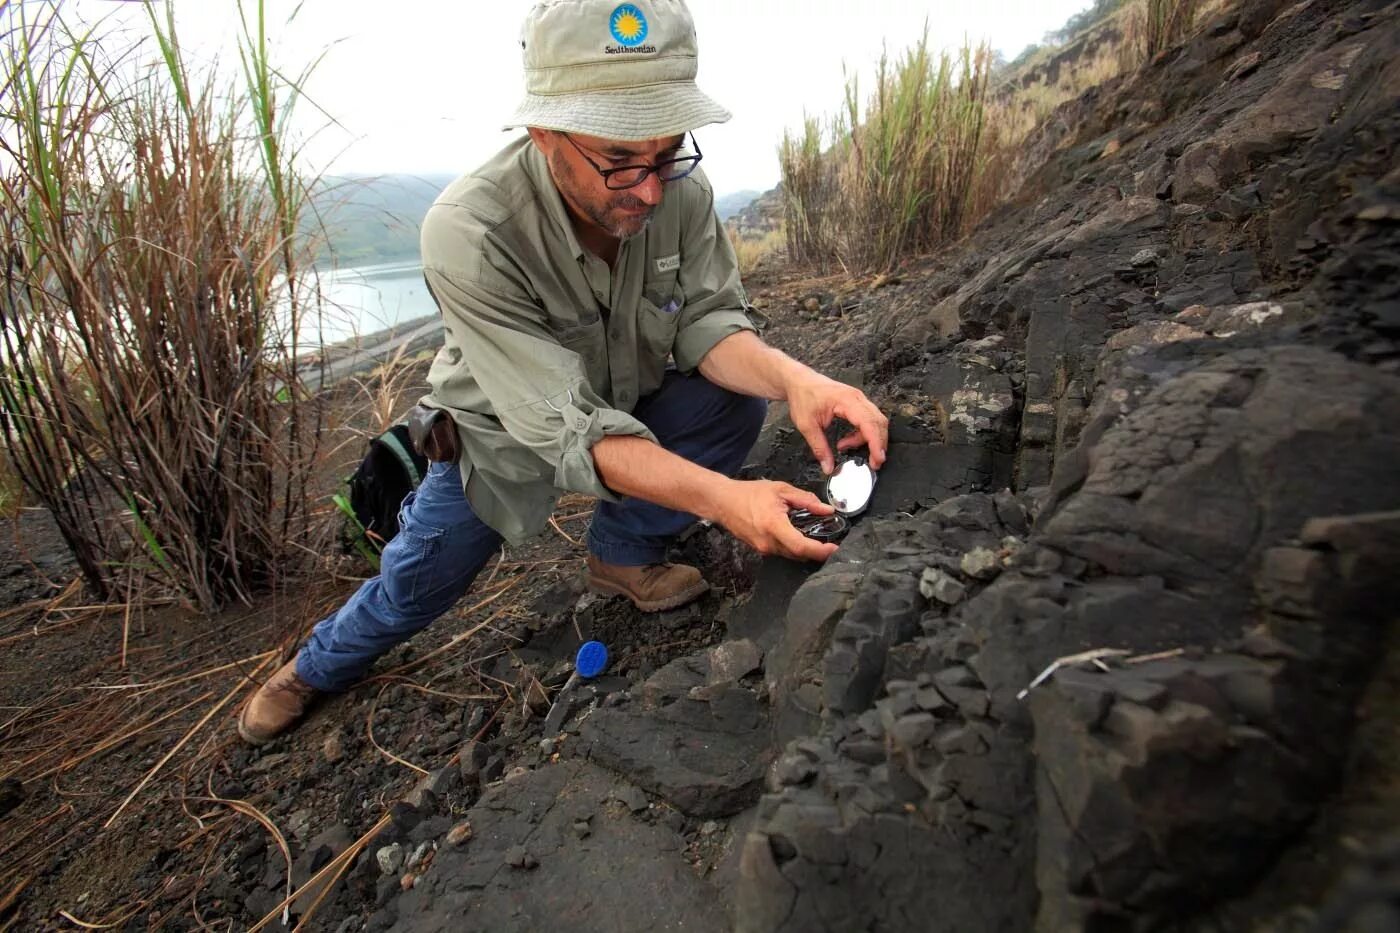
[504,0,732,141]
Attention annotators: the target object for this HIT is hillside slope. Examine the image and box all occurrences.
[730,0,1400,928]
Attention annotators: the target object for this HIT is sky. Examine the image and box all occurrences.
[70,0,1091,196]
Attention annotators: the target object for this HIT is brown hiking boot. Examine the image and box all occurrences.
[585,554,709,612]
[237,657,320,746]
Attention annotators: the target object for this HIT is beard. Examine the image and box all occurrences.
[551,148,657,239]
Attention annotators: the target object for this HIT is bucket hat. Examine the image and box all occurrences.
[504,0,731,141]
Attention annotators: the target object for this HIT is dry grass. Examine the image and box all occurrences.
[1121,0,1203,70]
[776,0,1210,274]
[0,1,326,610]
[779,34,994,273]
[733,228,786,276]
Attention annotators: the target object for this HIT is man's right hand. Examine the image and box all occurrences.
[712,479,840,562]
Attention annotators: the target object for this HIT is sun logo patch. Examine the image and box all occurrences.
[609,4,648,47]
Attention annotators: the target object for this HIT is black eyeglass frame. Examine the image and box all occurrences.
[562,132,703,190]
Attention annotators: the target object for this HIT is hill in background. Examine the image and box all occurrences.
[312,174,765,268]
[309,173,455,268]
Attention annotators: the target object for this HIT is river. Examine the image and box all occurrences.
[310,259,438,345]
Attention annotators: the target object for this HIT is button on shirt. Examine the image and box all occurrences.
[418,137,756,546]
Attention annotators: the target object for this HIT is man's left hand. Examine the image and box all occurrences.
[785,372,889,475]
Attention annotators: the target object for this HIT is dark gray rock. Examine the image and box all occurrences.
[388,762,725,932]
[574,660,771,818]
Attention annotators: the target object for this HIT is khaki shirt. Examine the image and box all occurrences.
[418,136,756,545]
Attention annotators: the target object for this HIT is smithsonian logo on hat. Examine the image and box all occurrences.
[606,4,656,54]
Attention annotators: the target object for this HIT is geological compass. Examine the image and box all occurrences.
[789,456,877,542]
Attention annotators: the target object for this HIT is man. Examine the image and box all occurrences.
[238,0,888,745]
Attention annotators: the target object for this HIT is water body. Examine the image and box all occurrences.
[311,260,437,345]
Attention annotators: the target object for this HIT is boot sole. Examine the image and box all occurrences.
[236,710,275,747]
[586,576,709,613]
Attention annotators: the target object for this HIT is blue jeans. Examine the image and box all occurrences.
[297,371,766,691]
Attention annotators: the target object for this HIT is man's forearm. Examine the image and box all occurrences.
[591,434,733,521]
[697,330,810,401]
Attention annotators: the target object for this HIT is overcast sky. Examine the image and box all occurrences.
[76,0,1090,195]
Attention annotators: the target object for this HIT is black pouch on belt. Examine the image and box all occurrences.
[406,405,460,464]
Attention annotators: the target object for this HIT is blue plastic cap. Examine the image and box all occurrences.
[575,640,609,679]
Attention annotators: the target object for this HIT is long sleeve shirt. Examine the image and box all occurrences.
[417,136,755,545]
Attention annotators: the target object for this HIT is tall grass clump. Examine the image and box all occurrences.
[0,0,326,609]
[778,33,994,272]
[778,116,839,268]
[1121,0,1201,69]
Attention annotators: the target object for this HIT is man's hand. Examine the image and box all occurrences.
[785,372,890,475]
[713,479,840,562]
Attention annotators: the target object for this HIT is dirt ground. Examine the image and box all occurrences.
[0,268,844,931]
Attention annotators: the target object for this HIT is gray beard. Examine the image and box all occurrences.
[551,148,655,239]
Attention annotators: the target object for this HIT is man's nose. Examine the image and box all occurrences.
[632,172,664,206]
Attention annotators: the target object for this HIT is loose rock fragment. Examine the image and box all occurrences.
[960,547,1002,580]
[707,638,764,684]
[505,845,539,870]
[446,821,473,846]
[1130,247,1161,267]
[376,843,404,876]
[406,841,435,872]
[321,731,346,764]
[919,567,967,604]
[609,784,649,813]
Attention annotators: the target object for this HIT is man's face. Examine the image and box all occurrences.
[532,129,687,240]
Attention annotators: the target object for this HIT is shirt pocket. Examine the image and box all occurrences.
[637,293,683,360]
[553,318,608,377]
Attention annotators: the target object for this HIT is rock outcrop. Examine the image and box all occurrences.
[370,1,1400,930]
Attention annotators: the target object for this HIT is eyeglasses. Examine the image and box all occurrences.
[562,132,703,190]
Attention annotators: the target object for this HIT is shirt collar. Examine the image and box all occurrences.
[523,143,586,261]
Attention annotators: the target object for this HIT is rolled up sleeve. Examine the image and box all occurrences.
[671,180,757,373]
[425,266,656,501]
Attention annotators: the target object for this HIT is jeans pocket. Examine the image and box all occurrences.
[383,519,448,606]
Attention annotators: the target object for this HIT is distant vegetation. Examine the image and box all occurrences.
[310,176,762,269]
[778,0,1206,272]
[1004,0,1131,72]
[714,189,762,221]
[309,174,454,268]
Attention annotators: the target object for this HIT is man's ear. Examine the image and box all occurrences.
[526,127,555,152]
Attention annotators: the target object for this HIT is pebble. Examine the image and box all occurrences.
[572,820,592,839]
[700,820,721,836]
[251,752,290,775]
[458,740,491,784]
[505,766,531,782]
[376,843,405,876]
[446,821,474,846]
[505,845,539,870]
[1130,247,1161,267]
[322,732,346,764]
[285,808,313,841]
[610,784,649,813]
[539,738,557,756]
[405,841,434,872]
